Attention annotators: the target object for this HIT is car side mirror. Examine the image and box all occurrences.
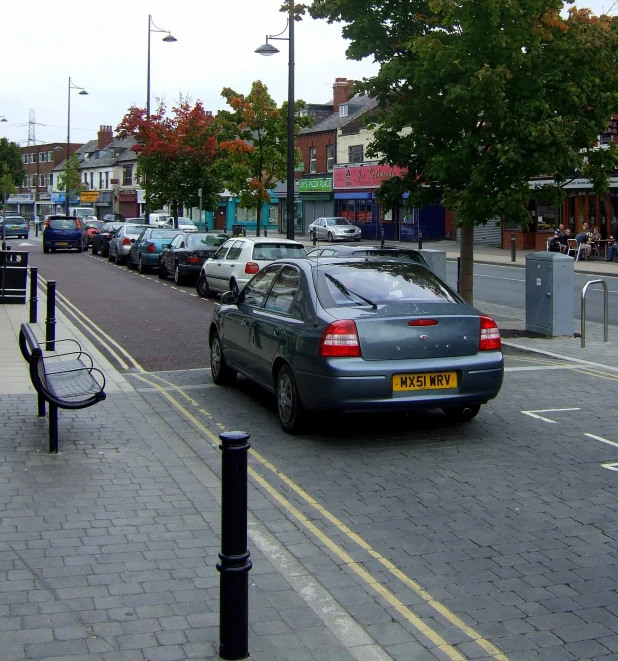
[130,239,136,243]
[220,291,237,305]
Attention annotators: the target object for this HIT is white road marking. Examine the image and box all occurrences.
[506,365,579,372]
[475,274,524,282]
[585,433,618,450]
[504,342,618,373]
[522,407,580,423]
[602,463,618,471]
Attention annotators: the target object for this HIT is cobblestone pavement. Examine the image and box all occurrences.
[5,257,618,660]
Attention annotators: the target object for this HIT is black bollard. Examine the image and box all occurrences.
[511,233,516,262]
[264,224,268,237]
[380,225,385,249]
[29,267,38,323]
[46,280,57,352]
[217,431,252,661]
[418,230,423,250]
[312,230,317,246]
[242,227,247,237]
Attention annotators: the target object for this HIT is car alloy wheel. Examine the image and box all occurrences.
[138,257,148,274]
[115,251,122,265]
[328,232,334,242]
[210,332,237,385]
[174,265,185,285]
[276,365,304,434]
[196,274,215,298]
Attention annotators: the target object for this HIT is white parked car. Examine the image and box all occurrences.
[163,217,198,232]
[308,217,362,242]
[195,237,306,297]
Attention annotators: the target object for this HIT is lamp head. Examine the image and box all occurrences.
[163,33,177,42]
[255,42,279,56]
[79,90,88,95]
[0,117,7,123]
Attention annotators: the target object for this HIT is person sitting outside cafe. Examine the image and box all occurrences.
[575,231,592,260]
[548,231,562,252]
[558,228,571,254]
[606,223,618,261]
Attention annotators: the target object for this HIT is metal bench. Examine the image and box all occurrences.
[18,322,106,453]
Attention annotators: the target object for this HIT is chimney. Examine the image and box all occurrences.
[333,77,356,112]
[97,125,114,150]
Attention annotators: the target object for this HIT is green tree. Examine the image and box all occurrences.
[117,97,228,226]
[307,0,618,303]
[57,154,83,206]
[215,80,312,236]
[0,164,18,213]
[0,137,25,190]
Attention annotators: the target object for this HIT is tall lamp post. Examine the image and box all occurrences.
[146,14,177,226]
[65,78,88,216]
[255,1,295,240]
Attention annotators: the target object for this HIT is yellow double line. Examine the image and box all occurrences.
[133,371,509,661]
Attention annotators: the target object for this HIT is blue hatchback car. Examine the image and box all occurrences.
[126,228,180,273]
[43,216,88,253]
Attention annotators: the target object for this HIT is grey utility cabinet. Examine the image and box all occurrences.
[419,249,446,281]
[525,252,574,336]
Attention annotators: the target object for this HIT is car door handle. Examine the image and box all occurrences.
[242,318,251,327]
[274,327,283,337]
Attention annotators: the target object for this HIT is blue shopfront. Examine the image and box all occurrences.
[333,164,446,242]
[205,193,279,234]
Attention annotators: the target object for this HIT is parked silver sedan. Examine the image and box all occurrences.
[108,223,145,265]
[308,217,362,242]
[210,258,504,433]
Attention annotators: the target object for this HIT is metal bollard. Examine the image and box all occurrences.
[511,233,516,262]
[380,225,385,249]
[29,267,38,323]
[418,230,423,250]
[217,431,252,661]
[46,280,57,352]
[264,224,268,237]
[312,231,317,246]
[242,227,247,237]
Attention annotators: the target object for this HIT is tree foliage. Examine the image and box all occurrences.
[0,138,25,189]
[117,98,230,219]
[307,0,618,302]
[56,154,83,202]
[215,80,312,233]
[0,164,18,204]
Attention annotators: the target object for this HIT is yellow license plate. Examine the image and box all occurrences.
[393,371,458,391]
[56,242,69,246]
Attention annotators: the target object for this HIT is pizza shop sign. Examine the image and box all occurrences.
[333,164,407,189]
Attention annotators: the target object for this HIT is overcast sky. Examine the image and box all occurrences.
[1,0,614,148]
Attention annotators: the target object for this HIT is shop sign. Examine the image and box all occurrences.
[80,191,99,203]
[333,164,407,189]
[298,178,332,193]
[137,189,145,204]
[7,193,34,203]
[39,193,51,201]
[529,176,618,190]
[118,189,137,201]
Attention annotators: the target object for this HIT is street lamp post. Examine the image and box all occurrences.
[146,14,177,226]
[65,78,88,216]
[255,1,296,240]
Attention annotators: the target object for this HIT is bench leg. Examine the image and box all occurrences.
[37,394,46,417]
[48,404,58,454]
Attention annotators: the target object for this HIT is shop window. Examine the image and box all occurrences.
[309,147,317,173]
[348,145,363,164]
[357,200,372,223]
[326,144,334,171]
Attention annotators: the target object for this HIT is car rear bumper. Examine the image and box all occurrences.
[180,264,202,276]
[294,352,504,412]
[140,254,160,266]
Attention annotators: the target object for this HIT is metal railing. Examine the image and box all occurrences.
[581,279,609,348]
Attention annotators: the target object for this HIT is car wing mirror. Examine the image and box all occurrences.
[220,291,237,305]
[130,238,136,243]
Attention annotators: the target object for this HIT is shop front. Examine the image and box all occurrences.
[6,193,35,219]
[299,177,335,225]
[117,189,139,218]
[94,191,113,219]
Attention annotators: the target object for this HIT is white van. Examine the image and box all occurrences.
[144,212,171,227]
[70,207,97,221]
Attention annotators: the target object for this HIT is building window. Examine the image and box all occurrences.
[326,144,334,171]
[39,174,45,187]
[99,172,104,189]
[39,151,47,163]
[90,172,94,189]
[49,174,53,187]
[83,173,88,185]
[309,146,317,173]
[339,104,348,118]
[348,145,364,164]
[105,171,109,188]
[109,149,116,158]
[49,150,55,162]
[23,176,29,187]
[122,165,133,186]
[30,153,36,164]
[30,175,36,187]
[22,154,28,164]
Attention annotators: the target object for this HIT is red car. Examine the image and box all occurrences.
[83,220,104,246]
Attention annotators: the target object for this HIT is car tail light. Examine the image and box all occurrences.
[147,243,156,253]
[245,262,260,275]
[320,320,361,357]
[479,315,501,351]
[408,319,439,326]
[187,254,200,264]
[122,237,131,246]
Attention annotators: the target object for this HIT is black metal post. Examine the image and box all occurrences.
[418,230,423,250]
[49,405,59,454]
[457,257,461,293]
[242,227,246,238]
[380,225,385,249]
[46,280,57,352]
[29,267,38,323]
[312,230,317,246]
[217,431,252,661]
[510,233,516,262]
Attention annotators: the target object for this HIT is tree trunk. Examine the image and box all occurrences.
[459,225,474,305]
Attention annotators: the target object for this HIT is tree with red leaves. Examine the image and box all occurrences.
[215,81,312,236]
[117,97,232,225]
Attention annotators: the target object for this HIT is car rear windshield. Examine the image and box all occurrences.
[150,230,180,239]
[252,243,306,260]
[353,249,426,265]
[48,218,79,230]
[315,262,459,308]
[189,233,228,248]
[4,218,26,225]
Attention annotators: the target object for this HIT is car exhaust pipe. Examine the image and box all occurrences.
[462,407,472,418]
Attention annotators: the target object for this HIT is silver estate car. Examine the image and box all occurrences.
[108,223,145,265]
[210,258,504,433]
